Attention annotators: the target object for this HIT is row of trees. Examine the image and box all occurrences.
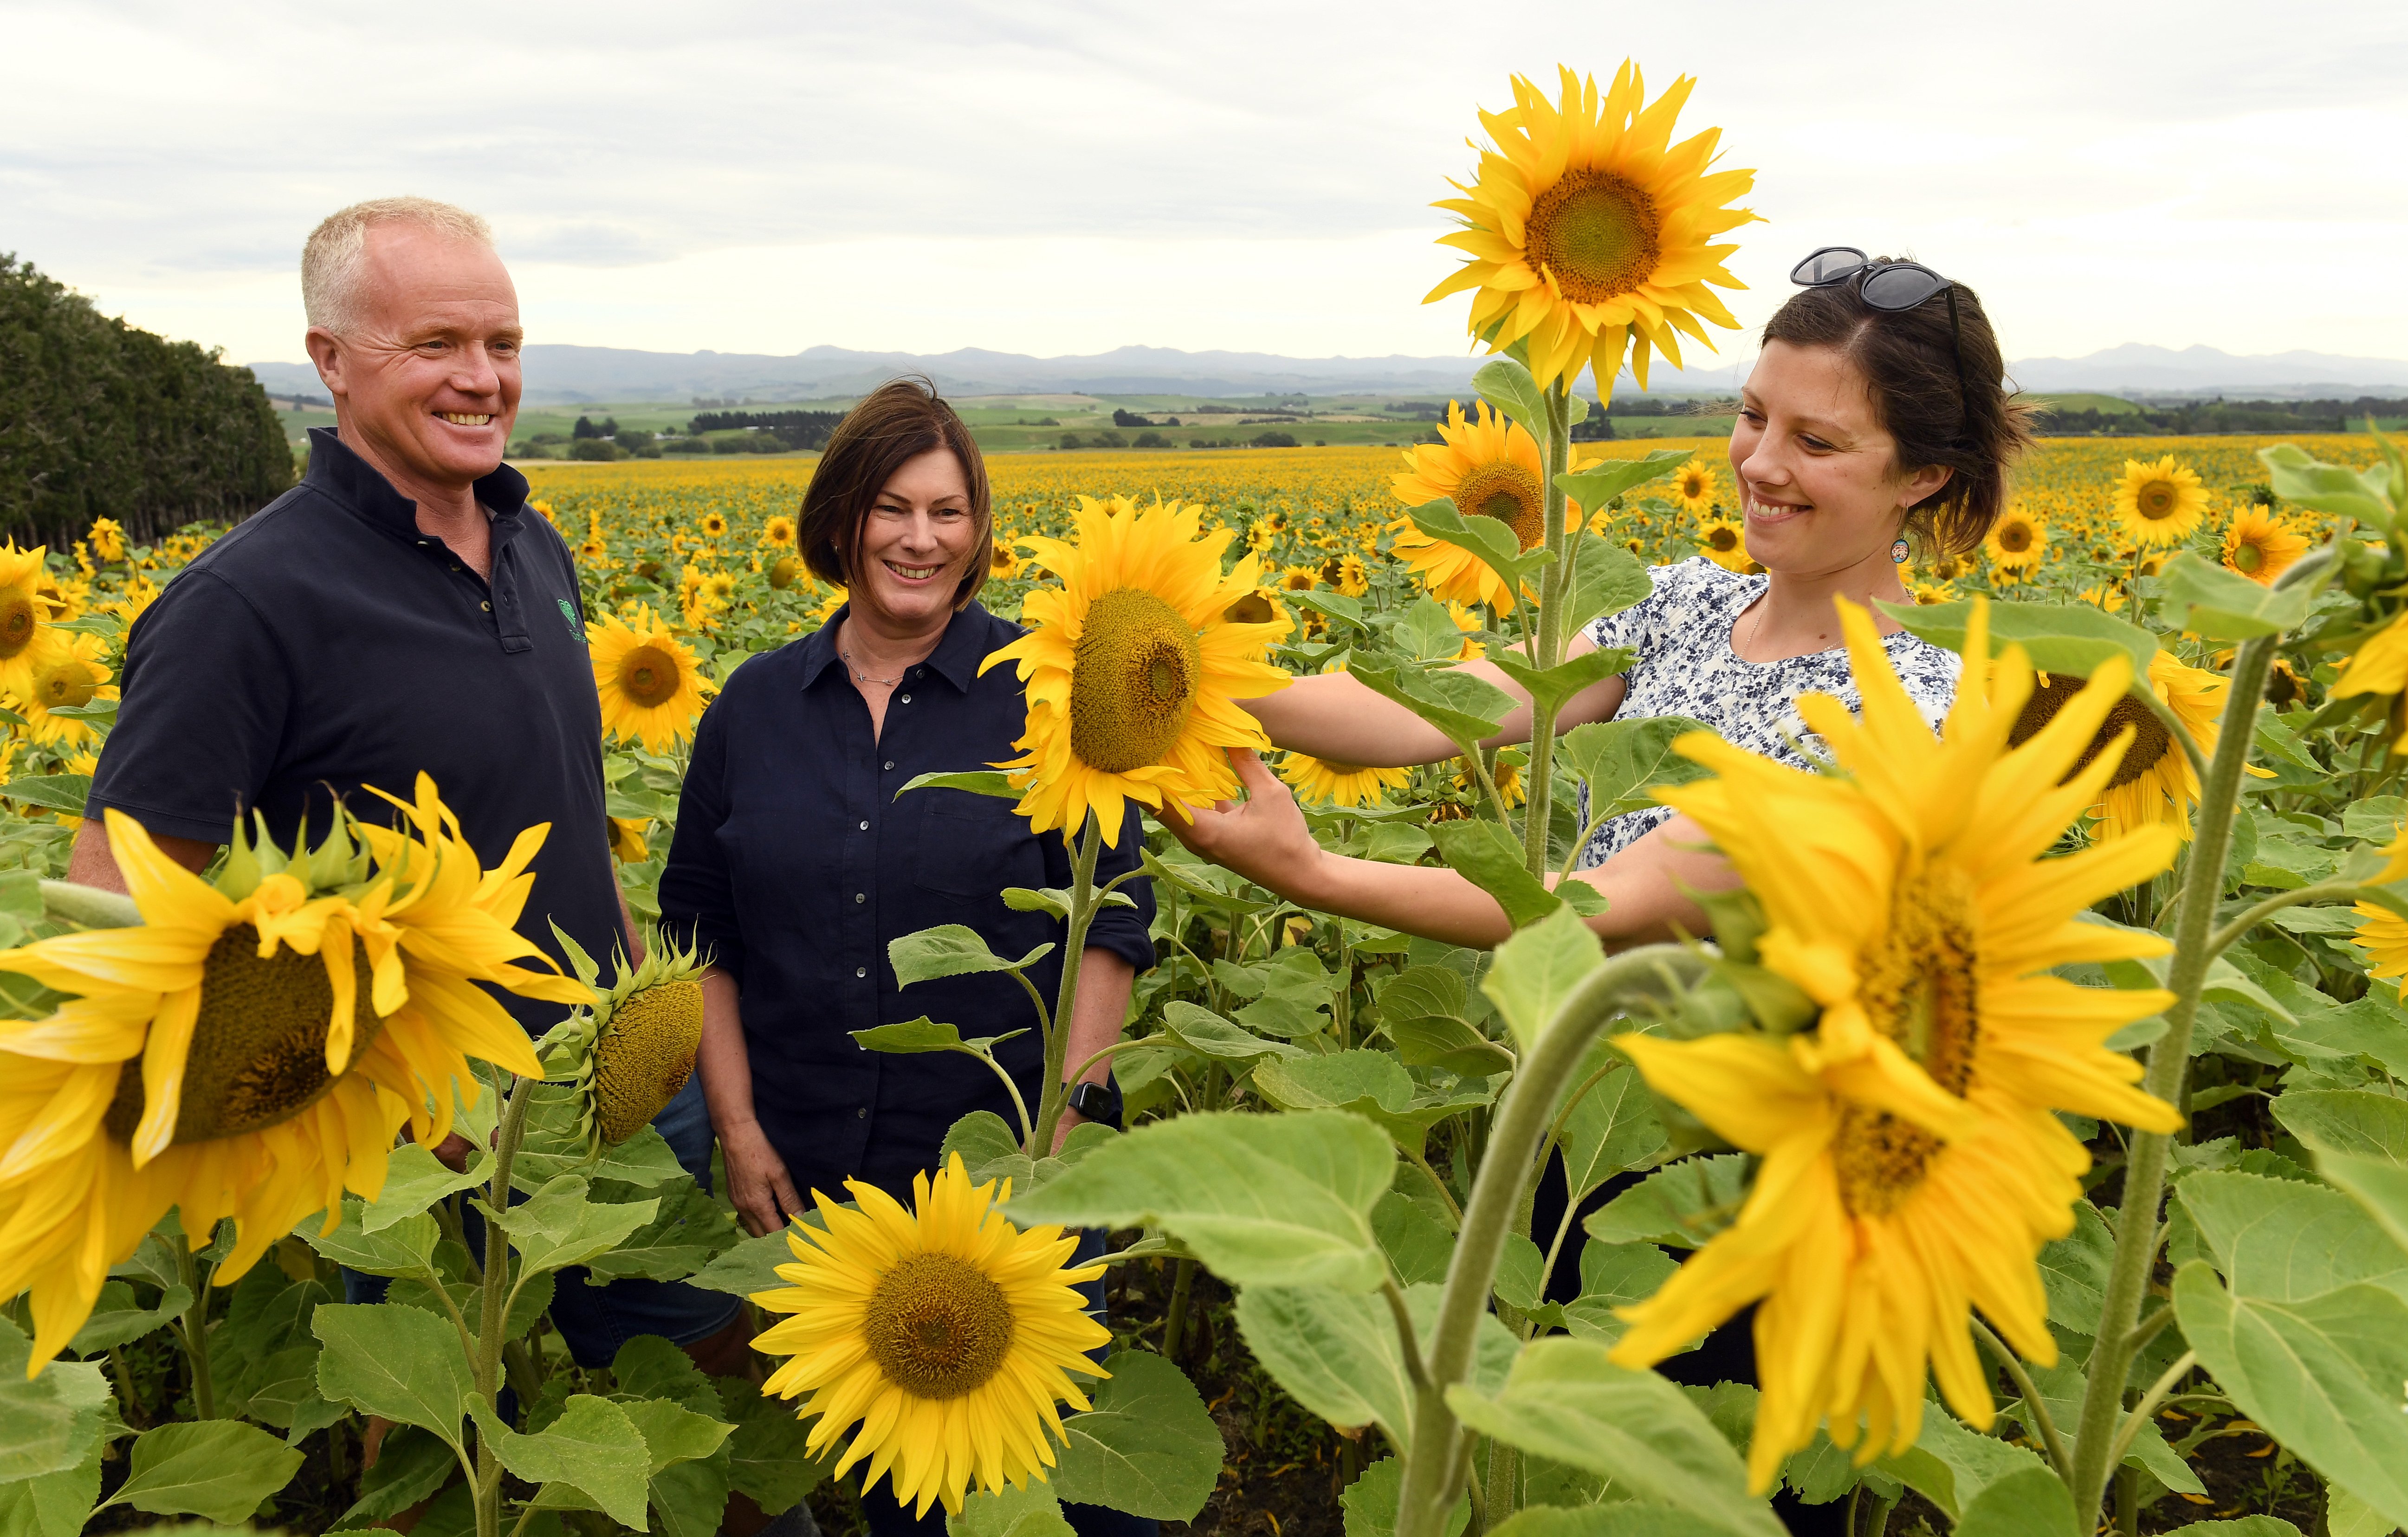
[0,254,294,545]
[685,408,845,449]
[2033,395,2408,435]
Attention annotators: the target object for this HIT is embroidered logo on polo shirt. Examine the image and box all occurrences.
[557,599,583,639]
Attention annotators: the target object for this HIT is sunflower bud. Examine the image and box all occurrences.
[583,939,707,1145]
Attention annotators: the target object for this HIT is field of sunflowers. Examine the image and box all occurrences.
[10,52,2408,1537]
[0,416,2401,1537]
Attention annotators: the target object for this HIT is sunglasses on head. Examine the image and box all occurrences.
[1790,246,1971,424]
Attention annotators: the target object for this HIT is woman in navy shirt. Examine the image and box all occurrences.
[660,381,1155,1247]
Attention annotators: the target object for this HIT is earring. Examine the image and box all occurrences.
[1890,538,1910,564]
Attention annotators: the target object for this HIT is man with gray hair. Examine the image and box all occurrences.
[78,197,753,1386]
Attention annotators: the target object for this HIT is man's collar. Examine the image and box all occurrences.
[304,428,531,537]
[793,601,993,691]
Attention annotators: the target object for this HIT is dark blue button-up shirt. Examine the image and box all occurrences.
[88,430,620,1035]
[657,601,1155,1202]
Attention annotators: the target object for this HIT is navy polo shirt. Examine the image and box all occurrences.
[87,428,621,1033]
[656,601,1156,1203]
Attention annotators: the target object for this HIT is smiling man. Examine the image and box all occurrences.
[76,197,752,1385]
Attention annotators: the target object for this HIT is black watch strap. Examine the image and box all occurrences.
[1064,1078,1123,1130]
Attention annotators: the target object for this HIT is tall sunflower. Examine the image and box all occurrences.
[2007,651,2240,840]
[1606,601,2183,1489]
[589,604,717,752]
[980,496,1291,845]
[752,1154,1113,1518]
[763,515,798,549]
[2221,505,2307,585]
[1428,64,1759,396]
[1390,402,1590,608]
[13,632,117,746]
[1279,753,1412,809]
[2113,455,2208,547]
[1984,507,2047,573]
[0,543,67,704]
[0,779,586,1370]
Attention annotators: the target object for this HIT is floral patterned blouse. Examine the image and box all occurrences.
[1574,557,1961,867]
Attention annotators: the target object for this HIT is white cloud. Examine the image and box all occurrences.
[5,0,2402,368]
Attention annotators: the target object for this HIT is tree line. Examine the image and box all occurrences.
[685,408,846,449]
[2030,396,2408,436]
[0,253,293,546]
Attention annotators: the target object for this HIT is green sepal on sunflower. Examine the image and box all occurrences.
[539,922,708,1154]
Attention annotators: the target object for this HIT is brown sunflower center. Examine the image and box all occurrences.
[863,1252,1016,1400]
[2008,673,2173,790]
[1523,169,1662,305]
[1680,469,1709,499]
[1070,588,1201,773]
[1998,523,2034,553]
[103,923,383,1146]
[594,978,706,1145]
[1832,865,1980,1218]
[1704,525,1740,554]
[2136,480,2179,520]
[37,662,96,710]
[617,645,682,708]
[1223,593,1275,625]
[1453,460,1547,550]
[0,592,37,659]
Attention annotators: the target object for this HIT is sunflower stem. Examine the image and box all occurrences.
[2068,623,2283,1524]
[173,1232,215,1420]
[1973,1318,2071,1484]
[1519,380,1573,881]
[1391,945,1703,1537]
[474,1074,537,1537]
[1030,809,1105,1158]
[2206,880,2382,959]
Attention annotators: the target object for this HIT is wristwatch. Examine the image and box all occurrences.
[1064,1079,1123,1131]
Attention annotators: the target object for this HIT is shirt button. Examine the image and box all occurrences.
[857,820,869,831]
[854,892,866,904]
[899,693,911,704]
[854,966,867,978]
[914,668,925,677]
[480,600,491,612]
[856,1107,867,1119]
[883,761,894,771]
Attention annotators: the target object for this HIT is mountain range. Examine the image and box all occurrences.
[241,341,2408,406]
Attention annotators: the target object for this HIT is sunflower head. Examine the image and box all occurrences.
[589,604,718,753]
[769,555,803,590]
[980,497,1291,845]
[1985,509,2046,571]
[1672,461,1717,512]
[1695,517,1748,571]
[1278,753,1411,809]
[2221,505,2308,585]
[15,631,117,745]
[764,514,798,548]
[1427,63,1759,397]
[2113,455,2208,546]
[1390,402,1593,607]
[700,511,729,538]
[751,1153,1112,1518]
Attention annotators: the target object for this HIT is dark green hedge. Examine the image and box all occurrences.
[0,252,294,547]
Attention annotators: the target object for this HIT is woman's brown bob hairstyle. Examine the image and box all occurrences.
[1761,263,2033,558]
[798,376,993,611]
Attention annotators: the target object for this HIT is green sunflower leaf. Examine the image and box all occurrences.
[1048,1351,1223,1520]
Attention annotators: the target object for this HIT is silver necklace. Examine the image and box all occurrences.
[839,621,914,687]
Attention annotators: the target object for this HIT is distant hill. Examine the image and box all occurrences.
[242,340,2408,407]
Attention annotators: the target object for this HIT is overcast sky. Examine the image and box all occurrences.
[5,0,2402,372]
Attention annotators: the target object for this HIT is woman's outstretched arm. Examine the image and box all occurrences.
[1155,749,1737,949]
[1238,636,1627,768]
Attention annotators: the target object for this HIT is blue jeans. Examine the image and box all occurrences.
[861,1228,1156,1537]
[343,1074,741,1369]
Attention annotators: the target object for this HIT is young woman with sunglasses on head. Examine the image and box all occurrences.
[1160,250,2034,948]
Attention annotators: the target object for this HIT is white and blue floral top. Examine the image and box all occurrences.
[1574,557,1961,867]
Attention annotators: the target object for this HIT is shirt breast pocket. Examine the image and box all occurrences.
[914,790,1044,900]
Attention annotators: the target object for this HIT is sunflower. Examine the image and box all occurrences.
[700,511,729,539]
[1452,753,1526,809]
[0,779,583,1370]
[2113,455,2208,547]
[764,515,798,549]
[1670,460,1717,515]
[1390,402,1590,607]
[980,496,1292,846]
[546,933,706,1150]
[1427,64,1759,396]
[14,632,117,746]
[1696,517,1748,572]
[2008,651,2240,840]
[1984,508,2046,572]
[0,544,67,703]
[608,816,649,862]
[1280,564,1320,595]
[1607,600,2183,1489]
[1279,753,1412,808]
[589,605,717,752]
[752,1154,1113,1518]
[769,555,804,591]
[1910,579,1956,607]
[2221,506,2307,585]
[990,546,1021,580]
[1335,553,1371,598]
[86,520,125,564]
[2353,903,2408,999]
